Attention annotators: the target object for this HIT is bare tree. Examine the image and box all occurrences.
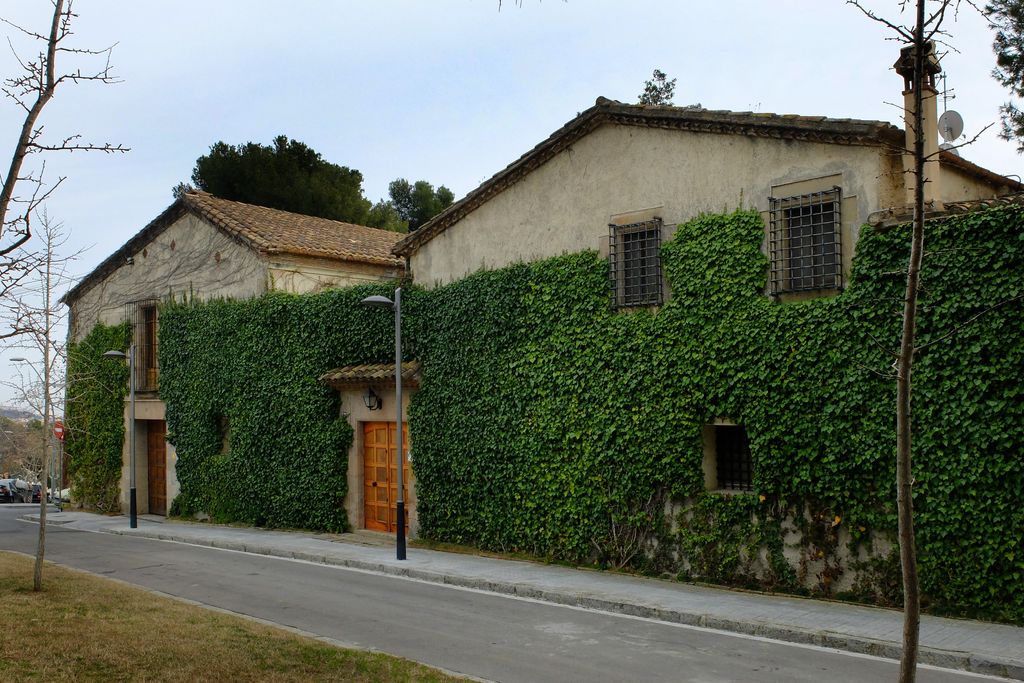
[0,0,126,338]
[4,210,78,591]
[848,1,969,680]
[497,1,566,10]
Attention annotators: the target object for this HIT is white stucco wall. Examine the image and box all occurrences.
[939,164,1010,203]
[410,124,908,288]
[268,257,401,294]
[68,213,267,342]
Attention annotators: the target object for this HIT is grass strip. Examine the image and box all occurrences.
[0,551,465,682]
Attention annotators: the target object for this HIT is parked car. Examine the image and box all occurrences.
[0,478,31,503]
[31,483,42,503]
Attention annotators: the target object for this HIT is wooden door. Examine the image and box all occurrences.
[147,421,167,516]
[363,422,409,532]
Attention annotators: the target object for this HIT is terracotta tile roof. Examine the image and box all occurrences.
[182,191,403,267]
[62,193,404,304]
[394,97,907,257]
[320,362,420,388]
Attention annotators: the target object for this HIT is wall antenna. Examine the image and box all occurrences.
[937,73,964,155]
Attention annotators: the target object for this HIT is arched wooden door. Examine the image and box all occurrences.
[363,422,409,532]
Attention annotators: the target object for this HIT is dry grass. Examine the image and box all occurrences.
[0,552,465,682]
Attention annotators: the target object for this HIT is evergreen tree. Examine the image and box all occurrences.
[386,178,455,231]
[187,135,373,223]
[988,0,1024,150]
[638,69,676,106]
[366,200,409,233]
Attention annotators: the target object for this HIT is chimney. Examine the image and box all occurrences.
[894,41,942,208]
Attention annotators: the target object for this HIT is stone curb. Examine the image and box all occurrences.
[98,525,1023,681]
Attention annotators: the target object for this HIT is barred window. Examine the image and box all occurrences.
[768,187,842,296]
[126,299,159,392]
[609,218,663,309]
[715,425,753,492]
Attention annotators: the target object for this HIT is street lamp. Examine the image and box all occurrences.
[103,346,137,529]
[361,288,406,561]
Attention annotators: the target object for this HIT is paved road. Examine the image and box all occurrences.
[0,507,1005,683]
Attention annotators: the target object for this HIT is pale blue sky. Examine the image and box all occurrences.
[0,0,1020,406]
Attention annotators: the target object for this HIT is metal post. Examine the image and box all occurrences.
[56,438,63,502]
[394,287,406,561]
[128,343,137,529]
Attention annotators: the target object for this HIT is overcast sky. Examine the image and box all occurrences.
[0,0,1020,408]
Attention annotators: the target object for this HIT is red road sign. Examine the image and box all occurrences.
[53,420,65,441]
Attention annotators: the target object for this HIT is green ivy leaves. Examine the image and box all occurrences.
[411,207,1023,621]
[66,204,1024,623]
[158,286,401,532]
[65,323,129,512]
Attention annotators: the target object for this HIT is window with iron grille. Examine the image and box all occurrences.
[715,425,753,492]
[768,187,842,296]
[126,299,159,392]
[608,218,663,308]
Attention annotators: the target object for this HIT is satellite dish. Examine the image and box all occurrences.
[939,142,961,157]
[938,110,964,141]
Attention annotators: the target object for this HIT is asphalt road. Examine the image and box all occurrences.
[0,506,1003,683]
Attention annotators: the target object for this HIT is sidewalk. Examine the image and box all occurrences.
[24,510,1024,680]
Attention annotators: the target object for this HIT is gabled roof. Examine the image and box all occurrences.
[183,192,404,265]
[393,97,1023,258]
[393,97,907,257]
[62,191,404,304]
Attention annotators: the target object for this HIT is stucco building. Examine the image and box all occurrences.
[395,95,1016,293]
[391,78,1019,528]
[62,190,404,516]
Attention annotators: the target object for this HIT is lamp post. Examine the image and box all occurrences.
[361,288,406,560]
[103,346,136,529]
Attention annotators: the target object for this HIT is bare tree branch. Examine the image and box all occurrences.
[864,329,901,359]
[914,294,1024,351]
[0,0,127,261]
[925,121,996,158]
[1,208,80,591]
[853,358,900,380]
[846,0,916,40]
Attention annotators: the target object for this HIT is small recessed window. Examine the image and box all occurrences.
[705,424,753,492]
[609,218,663,309]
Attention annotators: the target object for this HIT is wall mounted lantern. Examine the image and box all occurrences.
[363,387,382,411]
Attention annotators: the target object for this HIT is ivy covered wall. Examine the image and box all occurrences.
[64,204,1023,622]
[409,206,1023,622]
[158,286,398,531]
[65,322,129,511]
